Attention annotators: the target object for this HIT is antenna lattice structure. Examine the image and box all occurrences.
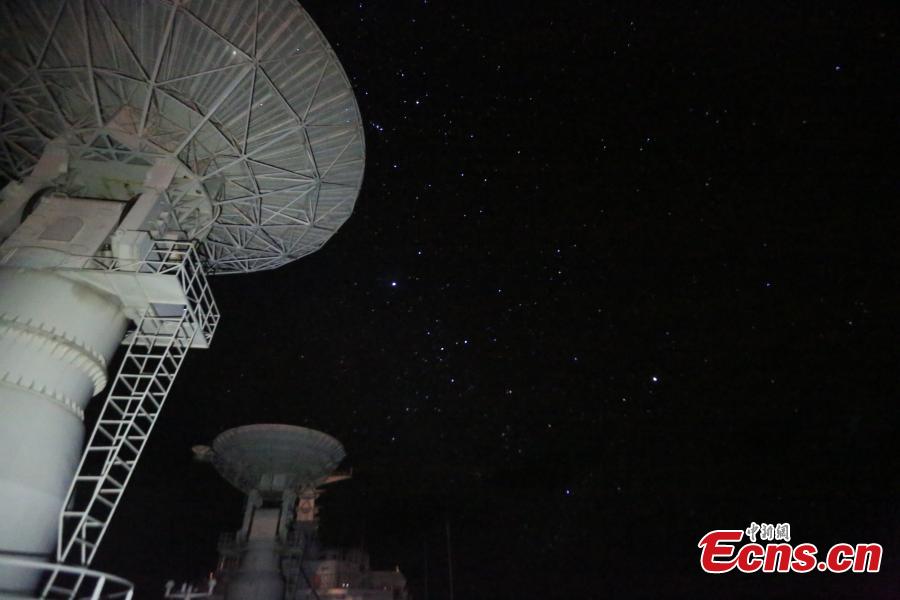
[0,0,365,273]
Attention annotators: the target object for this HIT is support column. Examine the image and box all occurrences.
[0,267,126,591]
[226,507,285,600]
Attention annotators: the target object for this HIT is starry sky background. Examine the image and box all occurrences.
[93,2,897,599]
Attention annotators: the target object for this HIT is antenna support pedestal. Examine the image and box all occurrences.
[0,269,127,592]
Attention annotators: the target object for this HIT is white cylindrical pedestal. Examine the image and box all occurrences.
[0,267,126,592]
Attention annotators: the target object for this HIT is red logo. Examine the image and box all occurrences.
[698,524,882,574]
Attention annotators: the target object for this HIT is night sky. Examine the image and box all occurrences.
[93,2,897,598]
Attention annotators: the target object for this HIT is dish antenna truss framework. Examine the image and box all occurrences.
[0,1,364,596]
[0,0,365,274]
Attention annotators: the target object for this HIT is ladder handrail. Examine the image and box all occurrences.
[58,310,194,564]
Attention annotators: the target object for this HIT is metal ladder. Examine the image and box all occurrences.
[43,310,196,598]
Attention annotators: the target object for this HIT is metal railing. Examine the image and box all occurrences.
[0,553,133,599]
[87,240,219,347]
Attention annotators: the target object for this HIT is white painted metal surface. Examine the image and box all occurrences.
[0,239,218,594]
[0,268,128,593]
[0,0,365,273]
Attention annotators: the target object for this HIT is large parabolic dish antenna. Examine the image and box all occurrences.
[0,0,365,273]
[209,424,346,497]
